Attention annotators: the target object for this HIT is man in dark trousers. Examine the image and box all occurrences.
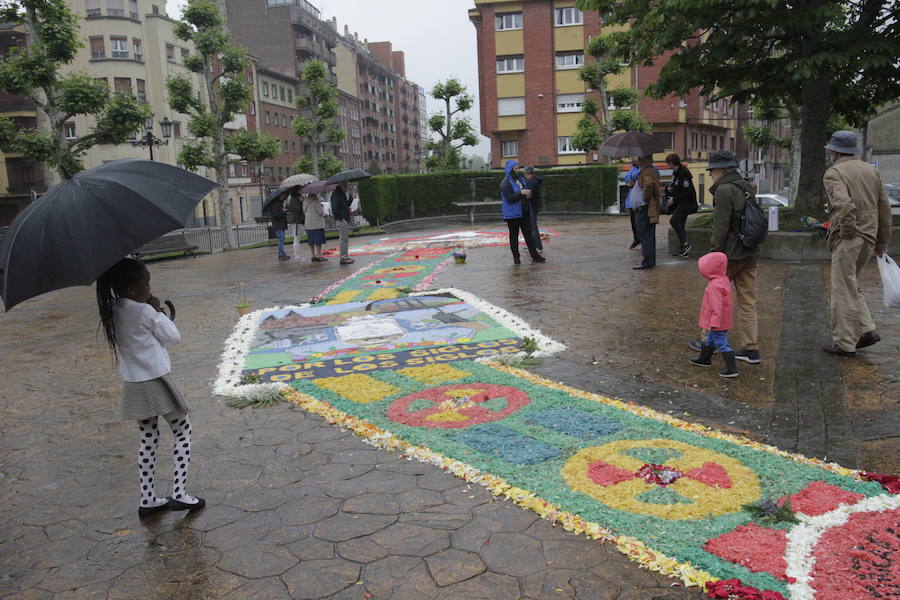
[522,166,544,254]
[330,181,354,265]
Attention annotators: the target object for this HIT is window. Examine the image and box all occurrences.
[652,131,674,149]
[501,140,518,158]
[113,77,131,94]
[166,44,175,62]
[173,121,181,137]
[273,111,279,125]
[719,135,725,150]
[555,53,584,69]
[262,81,269,97]
[241,164,248,177]
[86,0,101,16]
[279,86,285,101]
[495,12,522,30]
[555,7,583,26]
[228,164,237,177]
[248,102,255,115]
[701,134,707,150]
[133,38,142,60]
[135,78,146,102]
[287,89,293,103]
[282,114,287,127]
[496,56,524,74]
[557,93,584,113]
[265,111,270,124]
[181,48,189,61]
[107,0,124,17]
[691,132,698,149]
[110,36,128,59]
[711,135,718,150]
[129,0,138,19]
[497,97,525,116]
[89,36,105,59]
[292,141,296,152]
[558,136,579,154]
[64,122,76,139]
[679,97,687,108]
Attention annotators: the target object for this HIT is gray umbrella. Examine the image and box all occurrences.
[325,169,371,185]
[279,173,316,190]
[0,159,217,310]
[300,179,337,195]
[597,131,664,158]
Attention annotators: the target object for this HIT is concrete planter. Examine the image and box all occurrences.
[668,226,900,261]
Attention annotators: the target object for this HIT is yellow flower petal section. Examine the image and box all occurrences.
[327,290,363,305]
[397,364,469,385]
[425,409,469,422]
[314,373,399,403]
[561,439,761,520]
[368,287,400,300]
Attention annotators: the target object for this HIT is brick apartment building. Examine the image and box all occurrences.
[469,0,741,202]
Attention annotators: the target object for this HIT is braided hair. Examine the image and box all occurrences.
[96,258,147,358]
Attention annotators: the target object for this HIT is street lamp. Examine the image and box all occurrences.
[131,116,173,161]
[255,163,266,218]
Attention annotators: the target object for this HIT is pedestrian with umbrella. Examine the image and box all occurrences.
[326,169,371,265]
[0,158,219,519]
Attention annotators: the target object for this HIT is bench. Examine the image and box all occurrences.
[132,231,198,259]
[453,199,503,225]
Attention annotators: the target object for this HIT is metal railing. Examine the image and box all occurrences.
[180,224,271,253]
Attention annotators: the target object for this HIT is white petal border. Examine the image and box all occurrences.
[785,493,900,600]
[213,289,565,400]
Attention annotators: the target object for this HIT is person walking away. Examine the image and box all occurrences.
[689,252,738,377]
[701,149,761,364]
[522,166,544,254]
[632,155,661,270]
[270,197,289,261]
[624,161,641,249]
[821,130,892,356]
[665,153,698,257]
[303,193,327,262]
[285,188,305,262]
[331,181,355,265]
[96,258,205,519]
[500,160,545,265]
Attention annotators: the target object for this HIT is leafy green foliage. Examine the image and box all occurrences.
[575,0,900,215]
[0,0,147,178]
[357,166,618,225]
[426,78,478,171]
[743,498,800,525]
[225,128,280,163]
[292,59,343,178]
[294,153,343,178]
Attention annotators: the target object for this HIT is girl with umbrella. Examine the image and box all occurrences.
[96,258,205,518]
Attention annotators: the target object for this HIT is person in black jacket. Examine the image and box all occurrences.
[270,198,289,261]
[330,182,354,265]
[665,153,698,258]
[522,166,544,254]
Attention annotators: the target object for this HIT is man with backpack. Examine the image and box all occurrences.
[703,150,762,364]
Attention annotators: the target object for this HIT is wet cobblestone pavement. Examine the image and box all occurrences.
[1,215,896,599]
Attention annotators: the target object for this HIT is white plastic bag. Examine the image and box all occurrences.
[876,254,900,308]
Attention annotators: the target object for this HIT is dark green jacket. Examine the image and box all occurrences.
[709,171,759,263]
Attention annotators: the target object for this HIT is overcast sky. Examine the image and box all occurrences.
[169,0,491,159]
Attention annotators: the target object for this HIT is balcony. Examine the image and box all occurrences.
[4,158,45,195]
[0,93,36,115]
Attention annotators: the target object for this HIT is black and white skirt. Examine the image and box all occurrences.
[120,374,191,421]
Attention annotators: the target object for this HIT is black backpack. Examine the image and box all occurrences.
[738,187,767,247]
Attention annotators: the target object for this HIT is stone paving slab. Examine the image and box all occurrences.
[1,216,895,598]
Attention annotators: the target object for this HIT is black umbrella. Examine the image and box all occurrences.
[597,131,664,158]
[263,187,292,213]
[325,169,371,185]
[0,159,217,310]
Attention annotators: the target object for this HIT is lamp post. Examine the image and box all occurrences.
[131,116,173,161]
[255,163,266,218]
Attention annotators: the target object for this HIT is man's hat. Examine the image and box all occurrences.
[824,130,858,155]
[706,150,739,170]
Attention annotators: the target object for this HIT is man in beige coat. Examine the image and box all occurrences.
[821,130,892,356]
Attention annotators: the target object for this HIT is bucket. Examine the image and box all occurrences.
[454,255,466,264]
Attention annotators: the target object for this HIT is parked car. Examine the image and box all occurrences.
[756,193,790,208]
[884,183,900,207]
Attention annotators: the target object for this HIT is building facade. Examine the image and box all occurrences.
[469,0,741,202]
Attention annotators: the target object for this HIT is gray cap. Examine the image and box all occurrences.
[523,165,535,174]
[824,130,858,154]
[706,150,739,170]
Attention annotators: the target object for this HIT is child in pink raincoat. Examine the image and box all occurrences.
[690,251,738,377]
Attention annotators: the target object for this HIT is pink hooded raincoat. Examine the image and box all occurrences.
[698,252,733,331]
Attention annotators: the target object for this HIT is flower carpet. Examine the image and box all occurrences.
[216,242,899,600]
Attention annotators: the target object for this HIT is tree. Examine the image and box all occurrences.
[0,0,149,179]
[425,78,478,171]
[292,59,344,178]
[575,0,900,216]
[167,0,278,248]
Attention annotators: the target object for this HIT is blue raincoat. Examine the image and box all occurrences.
[500,160,527,220]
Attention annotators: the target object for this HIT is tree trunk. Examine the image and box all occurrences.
[793,78,831,218]
[787,107,801,205]
[598,79,610,136]
[215,131,235,249]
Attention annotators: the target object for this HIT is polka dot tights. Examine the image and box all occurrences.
[137,409,195,507]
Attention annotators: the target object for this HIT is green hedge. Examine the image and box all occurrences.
[358,166,618,225]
